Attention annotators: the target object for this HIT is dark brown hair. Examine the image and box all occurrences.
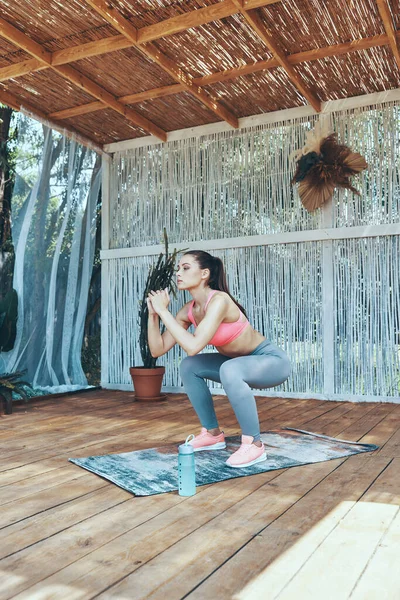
[183,250,247,317]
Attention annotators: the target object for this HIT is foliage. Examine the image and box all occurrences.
[81,332,101,386]
[0,106,17,307]
[139,229,186,368]
[0,370,33,415]
[0,288,18,351]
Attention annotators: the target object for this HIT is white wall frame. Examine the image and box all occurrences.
[100,223,400,260]
[104,88,400,154]
[103,382,399,403]
[100,154,111,388]
[101,92,400,402]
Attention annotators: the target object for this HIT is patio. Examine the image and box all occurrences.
[1,390,399,599]
[1,2,399,597]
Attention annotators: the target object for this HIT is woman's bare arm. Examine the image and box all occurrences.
[148,302,191,358]
[150,292,227,356]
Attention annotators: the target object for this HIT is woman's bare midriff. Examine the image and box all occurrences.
[215,326,266,358]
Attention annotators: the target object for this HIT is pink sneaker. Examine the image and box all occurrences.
[226,435,267,468]
[188,428,226,452]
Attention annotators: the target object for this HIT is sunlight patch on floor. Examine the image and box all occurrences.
[15,585,85,599]
[235,501,399,600]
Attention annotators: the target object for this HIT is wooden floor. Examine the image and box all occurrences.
[1,390,399,600]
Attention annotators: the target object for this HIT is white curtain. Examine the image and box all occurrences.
[0,116,101,393]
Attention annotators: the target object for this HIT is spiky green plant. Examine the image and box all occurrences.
[139,229,187,368]
[0,370,32,415]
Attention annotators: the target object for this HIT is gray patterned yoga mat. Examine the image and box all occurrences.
[69,428,378,496]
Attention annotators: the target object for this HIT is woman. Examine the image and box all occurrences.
[147,250,291,468]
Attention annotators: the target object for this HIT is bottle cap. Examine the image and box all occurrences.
[178,434,195,454]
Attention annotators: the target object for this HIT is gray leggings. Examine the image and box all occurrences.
[180,340,291,442]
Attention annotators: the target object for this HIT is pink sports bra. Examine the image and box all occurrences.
[187,290,250,347]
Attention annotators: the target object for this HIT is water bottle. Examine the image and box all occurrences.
[178,434,196,496]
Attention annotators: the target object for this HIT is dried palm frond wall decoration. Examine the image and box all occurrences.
[291,129,368,212]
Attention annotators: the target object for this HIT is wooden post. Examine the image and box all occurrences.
[322,197,335,397]
[100,153,111,388]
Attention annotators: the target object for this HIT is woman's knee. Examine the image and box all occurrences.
[219,359,241,384]
[180,355,202,379]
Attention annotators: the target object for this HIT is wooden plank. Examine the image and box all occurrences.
[244,0,281,7]
[0,457,86,487]
[0,31,390,96]
[184,455,391,600]
[288,33,390,65]
[301,402,356,431]
[376,418,400,457]
[0,57,45,82]
[131,42,239,128]
[317,402,384,438]
[351,508,400,599]
[80,461,347,599]
[335,403,398,442]
[4,29,394,122]
[137,0,242,43]
[84,0,239,129]
[0,475,109,529]
[49,101,104,119]
[274,459,399,600]
[0,392,397,600]
[376,0,400,69]
[0,29,392,87]
[0,399,245,470]
[237,6,321,112]
[0,17,51,63]
[0,17,167,141]
[0,398,333,473]
[0,469,281,598]
[53,63,167,140]
[51,34,131,65]
[49,84,184,119]
[0,466,89,506]
[360,404,400,452]
[0,485,131,560]
[0,393,287,466]
[118,83,184,105]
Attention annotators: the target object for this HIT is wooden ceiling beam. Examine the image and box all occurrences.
[232,1,321,111]
[1,0,281,82]
[50,101,104,120]
[0,88,106,153]
[376,0,400,68]
[0,17,167,141]
[0,18,52,64]
[53,64,168,140]
[50,84,184,119]
[138,42,239,127]
[137,0,280,44]
[84,0,239,128]
[0,57,47,82]
[47,31,395,121]
[244,0,281,7]
[2,29,392,85]
[0,3,395,88]
[52,35,131,65]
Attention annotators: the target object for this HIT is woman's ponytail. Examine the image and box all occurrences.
[184,250,247,317]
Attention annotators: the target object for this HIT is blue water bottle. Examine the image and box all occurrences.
[178,434,196,496]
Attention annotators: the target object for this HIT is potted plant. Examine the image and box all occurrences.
[129,229,186,401]
[0,370,32,415]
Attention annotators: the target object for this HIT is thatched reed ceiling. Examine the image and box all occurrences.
[0,0,399,150]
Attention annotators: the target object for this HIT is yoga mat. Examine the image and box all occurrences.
[69,428,378,496]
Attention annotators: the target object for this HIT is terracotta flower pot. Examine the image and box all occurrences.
[129,366,167,402]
